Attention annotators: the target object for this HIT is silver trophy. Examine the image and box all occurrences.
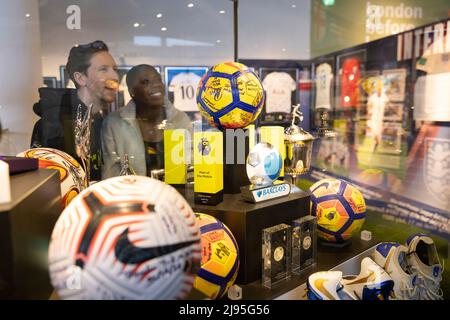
[284,105,315,186]
[74,103,93,184]
[241,143,291,203]
[119,154,136,176]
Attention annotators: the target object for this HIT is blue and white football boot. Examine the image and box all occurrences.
[372,242,419,300]
[307,271,354,300]
[406,234,443,300]
[341,257,394,300]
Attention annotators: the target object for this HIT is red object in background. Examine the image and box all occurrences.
[341,58,361,107]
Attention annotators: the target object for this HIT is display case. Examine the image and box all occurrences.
[309,19,450,243]
[1,1,449,302]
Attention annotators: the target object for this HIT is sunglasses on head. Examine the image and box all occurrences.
[75,41,107,50]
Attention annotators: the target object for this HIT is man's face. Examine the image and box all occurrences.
[131,69,165,108]
[84,51,119,105]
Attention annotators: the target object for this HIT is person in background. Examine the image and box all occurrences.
[102,64,192,178]
[31,40,119,181]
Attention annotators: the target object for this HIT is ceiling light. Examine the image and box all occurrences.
[25,13,31,18]
[322,0,336,6]
[133,22,140,28]
[187,3,194,8]
[161,27,167,31]
[216,40,221,43]
[219,10,225,14]
[292,5,296,8]
[156,13,162,18]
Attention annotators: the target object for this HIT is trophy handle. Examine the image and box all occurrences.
[74,103,93,184]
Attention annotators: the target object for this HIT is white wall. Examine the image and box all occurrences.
[0,0,42,135]
[239,0,311,60]
[39,0,235,79]
[38,0,311,82]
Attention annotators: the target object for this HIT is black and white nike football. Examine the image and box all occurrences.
[48,176,201,299]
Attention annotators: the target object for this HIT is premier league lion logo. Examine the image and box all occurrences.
[198,138,211,156]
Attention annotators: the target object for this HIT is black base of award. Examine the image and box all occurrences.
[188,186,311,285]
[223,128,250,194]
[318,238,352,248]
[194,190,224,206]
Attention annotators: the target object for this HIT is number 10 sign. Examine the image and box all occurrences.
[164,66,209,112]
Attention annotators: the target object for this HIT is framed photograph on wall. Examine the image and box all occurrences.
[164,66,209,113]
[336,49,367,109]
[380,122,402,154]
[360,70,381,99]
[383,102,404,121]
[259,67,299,115]
[43,76,58,88]
[113,65,162,110]
[382,68,407,102]
[59,65,72,88]
[115,66,133,109]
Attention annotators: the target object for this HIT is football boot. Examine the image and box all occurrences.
[341,257,394,300]
[372,242,418,300]
[307,271,354,300]
[406,234,443,300]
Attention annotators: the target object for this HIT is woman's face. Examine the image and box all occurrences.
[131,69,165,108]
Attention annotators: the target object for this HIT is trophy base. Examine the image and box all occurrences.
[194,190,223,206]
[241,180,291,203]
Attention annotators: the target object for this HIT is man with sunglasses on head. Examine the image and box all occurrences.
[31,40,119,182]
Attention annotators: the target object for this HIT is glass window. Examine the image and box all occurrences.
[0,0,449,301]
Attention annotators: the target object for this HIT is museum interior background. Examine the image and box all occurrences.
[0,0,449,298]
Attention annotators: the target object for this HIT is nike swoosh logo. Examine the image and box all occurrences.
[314,278,335,300]
[345,271,376,285]
[114,228,198,264]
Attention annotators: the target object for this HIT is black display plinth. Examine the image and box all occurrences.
[0,169,61,299]
[186,187,310,284]
[223,129,250,194]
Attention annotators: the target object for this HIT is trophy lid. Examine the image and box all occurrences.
[285,104,315,143]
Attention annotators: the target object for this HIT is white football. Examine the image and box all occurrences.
[17,147,87,209]
[48,176,201,300]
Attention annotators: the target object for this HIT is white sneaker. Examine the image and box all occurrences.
[307,271,355,300]
[406,234,443,300]
[341,257,395,300]
[372,242,419,300]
